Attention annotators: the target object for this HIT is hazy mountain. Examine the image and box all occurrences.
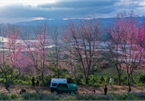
[14,18,115,27]
[2,17,144,40]
[13,18,115,40]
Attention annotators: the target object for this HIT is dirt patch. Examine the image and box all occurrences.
[0,84,144,94]
[78,85,145,94]
[0,84,50,94]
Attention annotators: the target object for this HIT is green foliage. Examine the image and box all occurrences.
[57,94,77,100]
[0,62,145,87]
[73,93,145,100]
[121,74,127,85]
[40,76,51,87]
[139,75,145,83]
[113,77,119,85]
[88,75,109,86]
[14,79,30,85]
[138,94,145,99]
[88,75,96,85]
[77,94,112,100]
[132,76,138,84]
[0,94,20,100]
[70,73,84,85]
[20,75,31,81]
[103,76,109,83]
[67,77,75,83]
[49,65,69,78]
[0,79,5,83]
[0,92,144,100]
[21,93,59,100]
[113,93,142,100]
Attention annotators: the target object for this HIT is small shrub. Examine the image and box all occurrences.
[20,75,31,81]
[0,79,5,83]
[96,76,104,84]
[88,75,96,85]
[139,75,145,83]
[14,79,30,85]
[10,94,20,100]
[93,83,101,87]
[21,92,59,100]
[77,94,112,100]
[0,94,6,100]
[113,93,139,100]
[0,94,20,100]
[133,74,141,85]
[104,76,109,83]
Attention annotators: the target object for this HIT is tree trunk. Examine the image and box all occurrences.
[57,68,60,78]
[57,72,59,78]
[85,76,89,84]
[41,72,44,82]
[128,74,131,86]
[118,73,121,85]
[4,72,7,82]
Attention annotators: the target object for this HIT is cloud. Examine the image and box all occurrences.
[115,0,138,6]
[112,0,145,16]
[38,0,117,9]
[0,0,117,17]
[0,0,144,23]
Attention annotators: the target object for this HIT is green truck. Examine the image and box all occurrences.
[50,78,78,95]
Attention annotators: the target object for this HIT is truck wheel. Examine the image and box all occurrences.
[53,91,58,95]
[70,91,75,95]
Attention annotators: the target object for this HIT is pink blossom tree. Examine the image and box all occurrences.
[63,20,101,84]
[23,23,50,81]
[0,24,31,82]
[4,25,33,78]
[107,11,145,86]
[13,44,33,76]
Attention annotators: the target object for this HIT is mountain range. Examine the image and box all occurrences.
[14,18,115,27]
[14,17,144,27]
[1,17,144,40]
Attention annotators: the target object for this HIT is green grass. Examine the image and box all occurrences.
[0,92,144,100]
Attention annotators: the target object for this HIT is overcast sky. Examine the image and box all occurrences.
[0,0,144,23]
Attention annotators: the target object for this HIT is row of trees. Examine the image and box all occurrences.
[107,11,145,86]
[63,11,145,87]
[0,11,144,87]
